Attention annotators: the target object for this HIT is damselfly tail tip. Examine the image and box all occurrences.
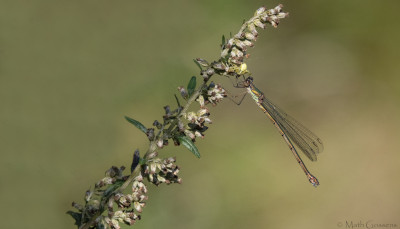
[308,174,319,187]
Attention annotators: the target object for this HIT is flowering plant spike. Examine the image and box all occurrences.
[68,5,288,229]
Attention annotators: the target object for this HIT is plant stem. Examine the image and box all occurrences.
[81,80,208,229]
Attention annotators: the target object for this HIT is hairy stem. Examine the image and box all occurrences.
[81,81,208,229]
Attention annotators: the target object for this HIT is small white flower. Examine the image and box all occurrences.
[269,8,277,15]
[110,219,121,229]
[277,12,288,19]
[186,112,198,123]
[231,47,243,58]
[194,131,203,138]
[248,23,258,36]
[196,95,205,107]
[221,48,229,57]
[255,6,266,16]
[274,4,283,13]
[207,84,226,104]
[245,32,256,41]
[156,139,163,148]
[204,117,212,124]
[184,129,195,139]
[235,39,246,50]
[149,163,157,174]
[197,107,209,117]
[243,40,254,47]
[134,202,143,213]
[227,38,235,47]
[254,19,265,29]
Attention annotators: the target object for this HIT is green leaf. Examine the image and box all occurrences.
[66,211,82,227]
[193,59,202,70]
[177,135,201,158]
[174,94,181,108]
[125,116,147,134]
[187,76,197,97]
[103,180,124,198]
[131,149,140,173]
[221,35,226,46]
[139,158,147,165]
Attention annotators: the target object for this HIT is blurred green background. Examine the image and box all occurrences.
[1,0,400,228]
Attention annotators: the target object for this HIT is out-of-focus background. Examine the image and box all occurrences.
[1,0,400,228]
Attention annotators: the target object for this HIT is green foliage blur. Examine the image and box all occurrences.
[1,1,400,228]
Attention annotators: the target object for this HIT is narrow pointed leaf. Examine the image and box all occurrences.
[66,211,82,227]
[103,180,124,198]
[131,149,140,173]
[177,135,201,158]
[193,59,202,70]
[187,76,197,97]
[174,94,181,108]
[222,35,226,47]
[125,116,147,134]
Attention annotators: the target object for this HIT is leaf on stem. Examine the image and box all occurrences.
[177,135,201,158]
[187,76,197,97]
[193,59,203,71]
[174,94,181,108]
[131,149,140,173]
[103,180,124,198]
[125,116,147,134]
[66,211,82,227]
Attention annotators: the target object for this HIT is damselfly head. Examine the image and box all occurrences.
[246,76,253,82]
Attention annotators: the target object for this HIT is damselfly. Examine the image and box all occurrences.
[235,76,323,186]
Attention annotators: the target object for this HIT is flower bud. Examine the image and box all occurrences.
[178,86,188,98]
[270,20,278,28]
[248,23,258,36]
[147,151,158,159]
[245,32,256,41]
[277,12,288,19]
[206,68,215,76]
[227,38,235,48]
[255,6,266,16]
[149,163,157,174]
[195,58,209,67]
[85,190,93,202]
[212,62,226,71]
[230,47,243,58]
[184,130,195,139]
[274,4,283,12]
[146,128,155,141]
[254,19,265,29]
[196,95,205,107]
[178,121,185,132]
[156,139,164,148]
[153,120,162,129]
[230,58,242,65]
[261,14,269,22]
[221,48,229,58]
[110,219,120,229]
[234,40,246,51]
[107,198,114,211]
